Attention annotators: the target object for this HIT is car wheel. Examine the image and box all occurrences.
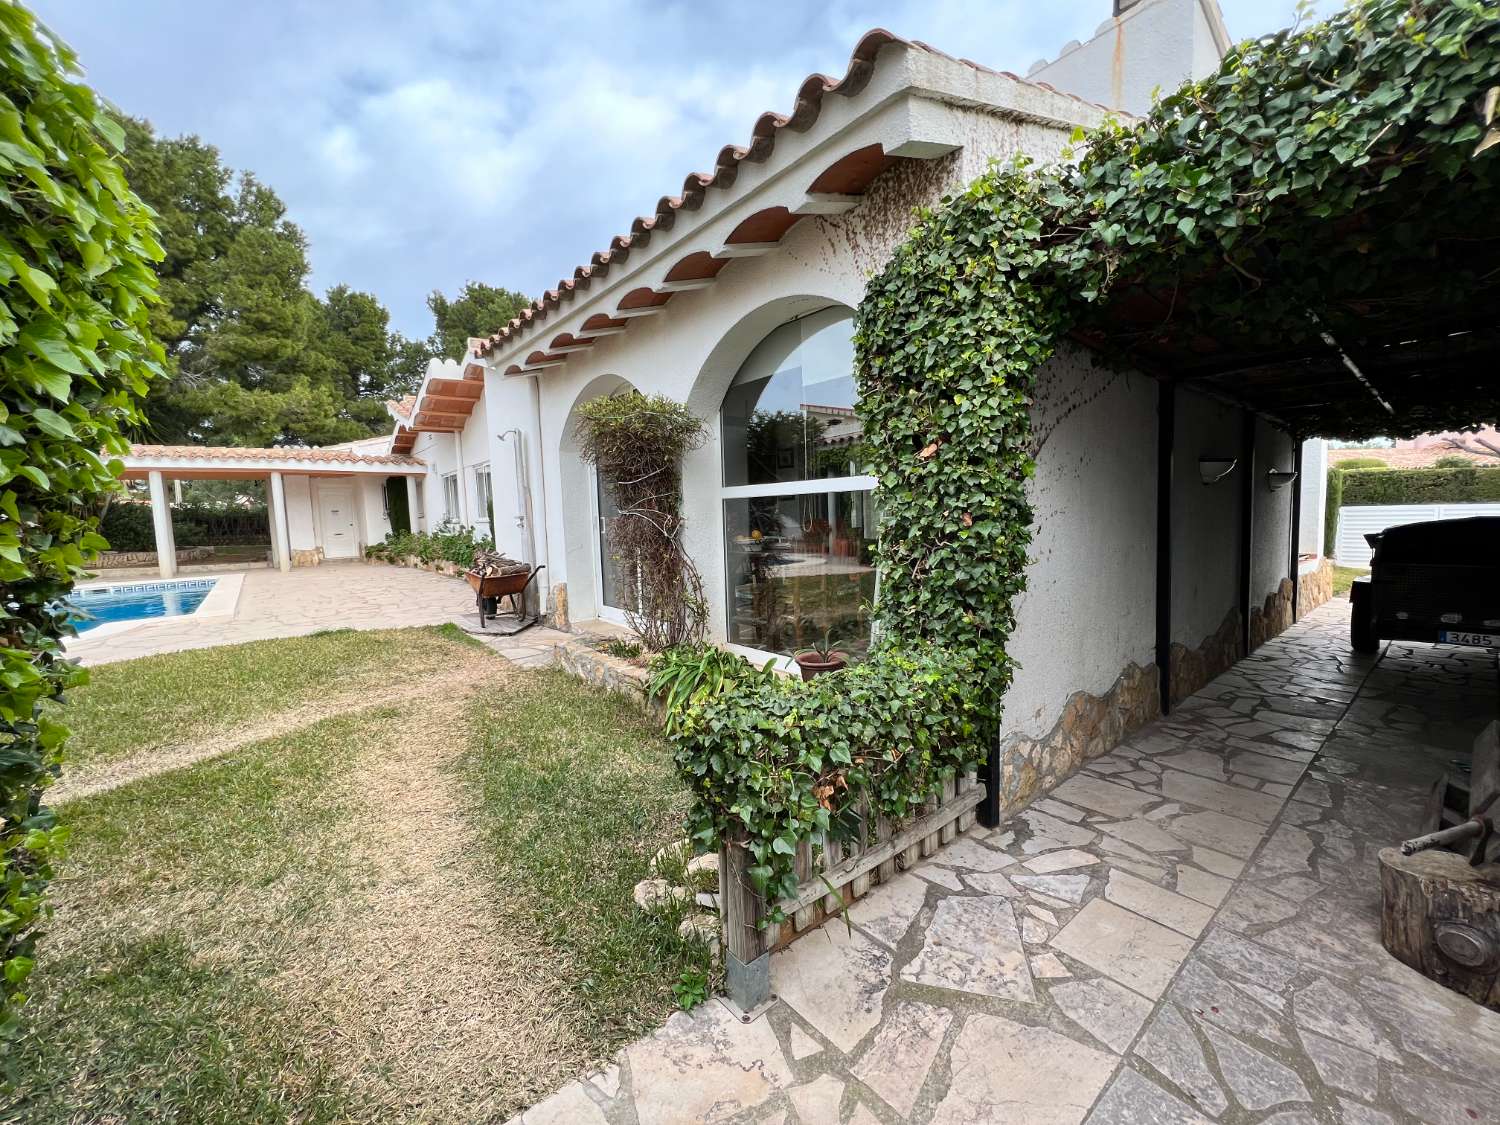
[1349,580,1378,654]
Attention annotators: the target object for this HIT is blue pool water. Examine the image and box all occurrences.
[68,579,217,633]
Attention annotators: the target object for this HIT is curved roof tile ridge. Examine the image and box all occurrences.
[476,28,1113,357]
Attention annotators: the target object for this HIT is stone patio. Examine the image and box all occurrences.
[66,561,567,667]
[517,600,1500,1124]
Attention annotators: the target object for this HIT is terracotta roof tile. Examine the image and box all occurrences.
[474,29,1110,358]
[388,395,417,420]
[126,444,424,468]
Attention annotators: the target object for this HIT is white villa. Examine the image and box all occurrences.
[128,0,1334,770]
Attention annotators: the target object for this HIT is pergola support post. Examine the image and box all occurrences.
[269,471,292,573]
[1155,381,1175,717]
[147,470,176,579]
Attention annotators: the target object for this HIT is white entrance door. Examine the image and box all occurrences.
[318,486,359,559]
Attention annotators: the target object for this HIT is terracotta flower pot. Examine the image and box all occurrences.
[794,651,848,681]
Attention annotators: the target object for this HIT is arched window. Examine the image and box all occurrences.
[720,307,876,662]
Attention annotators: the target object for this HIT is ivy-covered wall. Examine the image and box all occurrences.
[674,0,1500,920]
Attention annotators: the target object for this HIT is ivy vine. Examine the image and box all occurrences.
[675,0,1499,918]
[0,7,163,1045]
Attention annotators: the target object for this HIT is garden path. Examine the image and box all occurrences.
[517,600,1500,1125]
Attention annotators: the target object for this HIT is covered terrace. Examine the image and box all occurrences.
[118,444,426,577]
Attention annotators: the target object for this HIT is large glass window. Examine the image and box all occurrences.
[721,308,876,661]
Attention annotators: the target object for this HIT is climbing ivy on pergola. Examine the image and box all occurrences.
[678,0,1500,910]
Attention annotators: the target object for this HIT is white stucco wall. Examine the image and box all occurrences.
[508,107,1076,628]
[356,476,390,547]
[1003,344,1159,739]
[283,474,316,552]
[1169,389,1241,646]
[482,375,540,563]
[1028,0,1229,115]
[1251,418,1296,607]
[1298,438,1328,557]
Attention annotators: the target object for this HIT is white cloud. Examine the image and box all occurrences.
[32,0,1335,337]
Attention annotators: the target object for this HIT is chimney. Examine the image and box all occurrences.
[1028,0,1231,116]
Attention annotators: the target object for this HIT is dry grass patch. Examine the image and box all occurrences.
[14,628,708,1124]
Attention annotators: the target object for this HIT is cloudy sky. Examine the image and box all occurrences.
[33,0,1338,338]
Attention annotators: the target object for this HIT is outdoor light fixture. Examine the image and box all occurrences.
[1198,457,1237,485]
[1267,469,1299,492]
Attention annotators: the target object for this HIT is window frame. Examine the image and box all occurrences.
[441,472,460,523]
[473,462,493,529]
[716,307,876,668]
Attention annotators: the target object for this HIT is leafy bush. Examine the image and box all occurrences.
[1341,465,1500,506]
[575,393,707,651]
[0,6,163,1045]
[1324,468,1344,556]
[1434,454,1478,469]
[366,521,493,568]
[1333,457,1389,470]
[677,650,988,905]
[647,644,774,736]
[99,502,268,551]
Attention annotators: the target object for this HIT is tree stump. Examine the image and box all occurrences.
[1379,846,1500,1009]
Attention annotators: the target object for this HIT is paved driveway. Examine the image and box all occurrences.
[519,600,1500,1125]
[67,562,475,666]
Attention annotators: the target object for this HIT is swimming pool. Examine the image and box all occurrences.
[68,578,219,633]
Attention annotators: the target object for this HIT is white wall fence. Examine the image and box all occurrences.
[1334,503,1500,567]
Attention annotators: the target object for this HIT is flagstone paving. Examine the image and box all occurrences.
[516,601,1500,1124]
[66,560,568,667]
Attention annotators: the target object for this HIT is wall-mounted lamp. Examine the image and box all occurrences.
[1198,457,1238,485]
[1267,469,1299,492]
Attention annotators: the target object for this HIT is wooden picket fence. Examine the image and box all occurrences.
[721,771,982,1007]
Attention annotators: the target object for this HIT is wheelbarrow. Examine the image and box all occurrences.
[466,564,545,633]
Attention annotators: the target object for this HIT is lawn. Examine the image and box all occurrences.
[12,628,709,1123]
[1331,564,1369,598]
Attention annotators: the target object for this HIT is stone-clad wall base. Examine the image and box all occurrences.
[1249,578,1295,650]
[97,546,216,568]
[555,636,658,716]
[1250,558,1336,651]
[547,582,569,630]
[1297,557,1334,617]
[996,661,1159,813]
[1169,608,1241,705]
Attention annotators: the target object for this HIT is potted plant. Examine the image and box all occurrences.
[793,628,848,680]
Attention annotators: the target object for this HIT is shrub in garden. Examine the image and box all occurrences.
[575,392,707,651]
[366,521,493,568]
[0,5,163,1046]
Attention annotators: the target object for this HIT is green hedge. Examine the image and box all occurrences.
[0,5,163,1046]
[1341,465,1500,506]
[1324,468,1345,554]
[99,503,269,551]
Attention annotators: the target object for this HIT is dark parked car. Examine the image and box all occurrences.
[1350,516,1500,653]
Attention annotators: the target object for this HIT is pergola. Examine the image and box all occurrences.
[117,445,427,577]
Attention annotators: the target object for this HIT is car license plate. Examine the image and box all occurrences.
[1440,630,1500,648]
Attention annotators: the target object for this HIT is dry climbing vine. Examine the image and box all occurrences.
[575,392,708,651]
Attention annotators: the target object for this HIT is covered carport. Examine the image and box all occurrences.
[118,445,427,577]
